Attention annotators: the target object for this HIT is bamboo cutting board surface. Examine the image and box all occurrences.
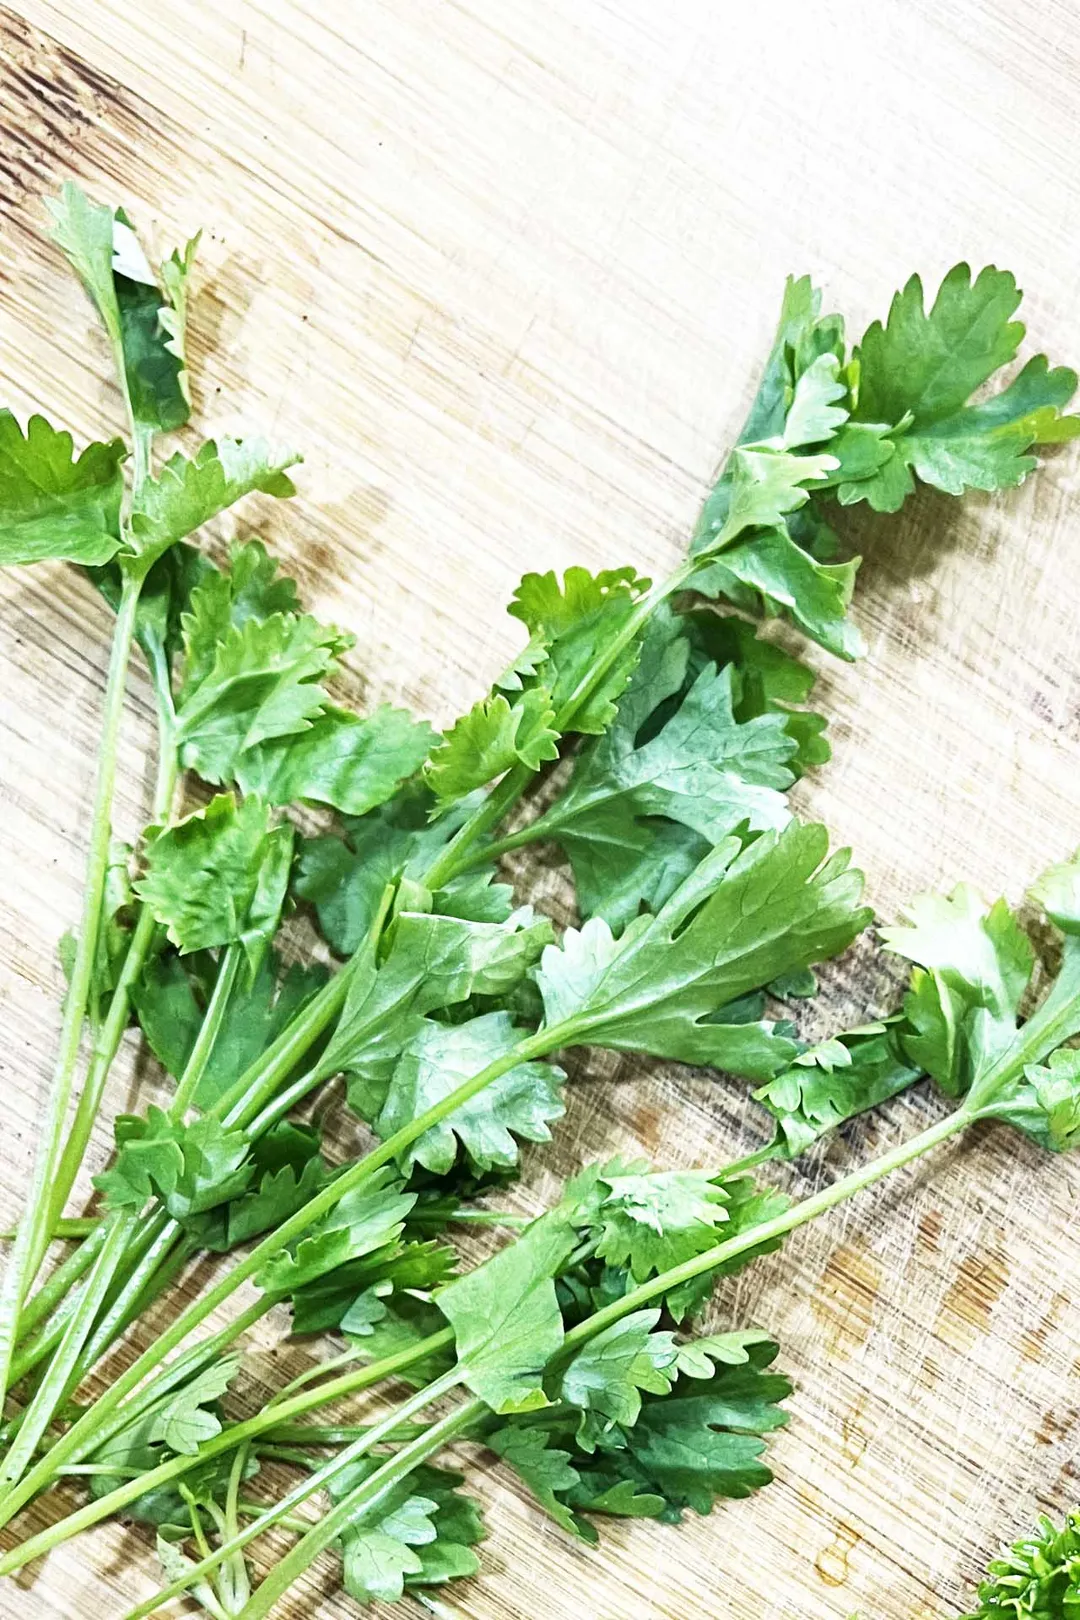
[1,1,1080,1615]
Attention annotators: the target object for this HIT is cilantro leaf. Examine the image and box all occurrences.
[424,689,559,811]
[487,1426,590,1540]
[149,1356,239,1456]
[255,1170,415,1297]
[884,851,1080,1148]
[735,273,847,447]
[842,265,1080,509]
[49,183,192,434]
[94,1107,253,1220]
[591,1164,728,1281]
[0,413,125,566]
[292,1235,457,1337]
[175,609,345,785]
[695,445,839,554]
[437,1213,576,1413]
[694,524,863,661]
[347,1292,457,1387]
[528,660,796,927]
[682,609,831,774]
[324,906,553,1078]
[755,1020,923,1157]
[135,793,293,971]
[235,703,436,816]
[536,821,868,1080]
[295,785,510,957]
[130,438,300,567]
[565,1343,790,1521]
[506,566,648,735]
[187,1121,329,1253]
[327,1461,483,1604]
[350,1011,565,1176]
[560,1308,678,1451]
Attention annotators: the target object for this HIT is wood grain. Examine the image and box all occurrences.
[1,1,1080,1615]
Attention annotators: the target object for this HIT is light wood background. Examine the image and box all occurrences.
[1,1,1080,1616]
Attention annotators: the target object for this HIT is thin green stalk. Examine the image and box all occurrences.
[0,569,145,1403]
[0,1210,134,1491]
[170,943,244,1119]
[718,1141,784,1178]
[123,1370,466,1620]
[47,914,154,1233]
[0,1218,97,1244]
[238,1400,482,1620]
[208,953,362,1129]
[236,1503,313,1536]
[238,1060,325,1142]
[0,1328,454,1570]
[72,1219,189,1384]
[8,1211,169,1387]
[14,1220,108,1344]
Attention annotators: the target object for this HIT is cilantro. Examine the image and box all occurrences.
[352,1011,565,1175]
[755,1020,922,1157]
[134,793,293,971]
[0,413,126,566]
[842,265,1080,509]
[130,437,299,569]
[436,1213,577,1414]
[961,1510,1080,1619]
[535,821,868,1078]
[327,1460,482,1604]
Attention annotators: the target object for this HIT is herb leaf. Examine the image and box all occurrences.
[350,1011,565,1175]
[437,1214,576,1413]
[130,438,300,566]
[755,1021,923,1156]
[843,265,1080,509]
[536,822,867,1079]
[135,794,293,971]
[0,414,125,566]
[235,703,436,816]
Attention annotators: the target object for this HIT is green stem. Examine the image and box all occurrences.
[120,1369,465,1620]
[8,1212,168,1387]
[14,1220,108,1344]
[71,1218,188,1384]
[0,569,144,1402]
[0,1327,454,1570]
[0,1210,134,1491]
[207,952,361,1130]
[719,1141,784,1178]
[0,1218,97,1244]
[239,1399,482,1620]
[170,944,244,1119]
[47,910,158,1238]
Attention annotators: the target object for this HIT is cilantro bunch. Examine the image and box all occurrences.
[0,182,1076,1613]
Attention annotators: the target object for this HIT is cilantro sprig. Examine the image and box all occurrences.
[1,181,1076,1610]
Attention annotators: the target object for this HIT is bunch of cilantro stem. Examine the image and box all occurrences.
[1,183,1078,1615]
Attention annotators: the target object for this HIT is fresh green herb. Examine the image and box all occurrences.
[1,184,1075,1613]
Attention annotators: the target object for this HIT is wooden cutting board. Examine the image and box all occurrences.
[1,1,1079,1615]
